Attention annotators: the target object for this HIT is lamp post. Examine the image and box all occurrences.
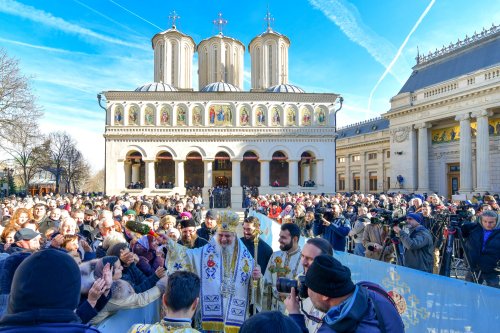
[333,96,344,193]
[3,167,14,196]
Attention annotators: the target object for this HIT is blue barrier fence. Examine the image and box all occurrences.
[96,299,161,333]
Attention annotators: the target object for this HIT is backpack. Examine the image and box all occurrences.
[357,281,402,333]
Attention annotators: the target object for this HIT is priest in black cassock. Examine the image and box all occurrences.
[241,216,273,274]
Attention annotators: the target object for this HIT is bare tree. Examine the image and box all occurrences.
[47,131,74,193]
[0,119,49,192]
[0,49,42,135]
[83,169,105,193]
[64,145,90,193]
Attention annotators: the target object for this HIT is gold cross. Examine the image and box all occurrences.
[264,6,274,31]
[169,10,180,29]
[213,12,227,35]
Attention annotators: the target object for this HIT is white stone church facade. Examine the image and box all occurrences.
[102,14,340,206]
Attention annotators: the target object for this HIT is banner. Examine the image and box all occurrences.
[335,251,500,333]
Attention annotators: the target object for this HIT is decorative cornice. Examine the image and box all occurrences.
[336,138,390,150]
[471,109,494,118]
[103,91,338,104]
[455,113,471,122]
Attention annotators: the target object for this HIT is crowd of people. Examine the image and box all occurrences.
[0,189,497,332]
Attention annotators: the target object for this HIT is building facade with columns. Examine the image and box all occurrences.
[335,25,500,197]
[384,25,500,197]
[102,13,341,206]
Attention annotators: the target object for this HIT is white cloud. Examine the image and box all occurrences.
[0,0,149,51]
[308,0,410,83]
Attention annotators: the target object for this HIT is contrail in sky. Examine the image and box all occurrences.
[367,0,436,113]
[108,0,163,31]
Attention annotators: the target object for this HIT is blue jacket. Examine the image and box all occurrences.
[290,286,404,333]
[313,217,351,251]
[461,222,500,274]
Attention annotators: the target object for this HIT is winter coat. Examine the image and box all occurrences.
[122,263,160,293]
[362,223,393,262]
[313,217,351,251]
[196,223,217,242]
[89,279,161,325]
[290,286,404,333]
[398,225,434,273]
[461,222,500,274]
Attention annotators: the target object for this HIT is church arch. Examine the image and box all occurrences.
[185,151,204,188]
[241,150,261,187]
[299,151,317,187]
[299,105,314,126]
[155,151,175,188]
[253,104,267,127]
[190,103,204,126]
[270,150,289,187]
[125,150,145,189]
[158,104,172,126]
[284,104,299,126]
[112,103,124,126]
[270,104,284,126]
[143,103,156,126]
[213,151,232,188]
[127,104,140,126]
[238,103,252,127]
[173,103,189,126]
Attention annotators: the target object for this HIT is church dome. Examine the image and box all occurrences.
[201,82,241,92]
[134,82,178,92]
[266,84,305,93]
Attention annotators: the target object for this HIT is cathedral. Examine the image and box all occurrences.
[102,11,500,201]
[101,12,340,206]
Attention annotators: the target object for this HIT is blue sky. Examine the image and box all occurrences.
[0,0,499,171]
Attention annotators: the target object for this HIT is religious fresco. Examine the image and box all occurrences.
[301,107,312,126]
[316,106,327,125]
[256,107,266,126]
[240,106,250,126]
[144,106,155,125]
[114,105,124,125]
[431,123,477,144]
[128,105,139,126]
[488,118,500,136]
[160,106,170,126]
[209,105,233,126]
[286,107,297,126]
[192,106,202,126]
[271,107,281,126]
[176,106,187,126]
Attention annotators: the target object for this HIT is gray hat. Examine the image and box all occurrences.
[205,210,219,219]
[156,209,168,218]
[14,228,41,242]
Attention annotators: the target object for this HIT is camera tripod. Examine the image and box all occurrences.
[379,230,404,266]
[439,223,478,283]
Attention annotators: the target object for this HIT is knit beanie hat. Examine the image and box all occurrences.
[305,255,355,298]
[407,213,423,224]
[8,249,81,314]
[94,256,119,279]
[239,311,301,333]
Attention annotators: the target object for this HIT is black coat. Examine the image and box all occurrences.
[462,222,500,274]
[197,223,217,241]
[240,237,273,274]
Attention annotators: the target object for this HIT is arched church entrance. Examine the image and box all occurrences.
[212,152,232,208]
[299,151,316,187]
[125,151,145,189]
[155,152,175,188]
[270,151,289,187]
[241,151,261,187]
[185,152,203,194]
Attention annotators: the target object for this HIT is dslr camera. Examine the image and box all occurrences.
[314,207,333,221]
[276,276,308,299]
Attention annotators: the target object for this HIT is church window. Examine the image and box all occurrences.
[368,153,377,160]
[171,41,177,85]
[268,44,273,87]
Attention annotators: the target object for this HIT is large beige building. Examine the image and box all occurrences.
[336,24,500,198]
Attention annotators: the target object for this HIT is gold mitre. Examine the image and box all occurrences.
[216,211,240,233]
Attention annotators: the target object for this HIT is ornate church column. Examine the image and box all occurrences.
[231,159,243,208]
[124,160,132,187]
[116,159,126,189]
[288,160,299,190]
[360,153,367,193]
[144,160,155,189]
[316,159,324,186]
[455,113,473,195]
[415,122,432,193]
[345,155,351,191]
[202,159,214,206]
[377,150,384,192]
[472,110,493,193]
[174,160,185,188]
[131,163,141,184]
[259,159,270,188]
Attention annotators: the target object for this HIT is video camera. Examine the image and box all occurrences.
[276,276,308,298]
[314,207,333,221]
[370,208,406,227]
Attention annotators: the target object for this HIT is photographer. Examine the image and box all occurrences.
[421,204,444,274]
[393,213,434,273]
[348,206,369,257]
[284,255,404,333]
[460,210,500,288]
[362,209,394,263]
[313,204,350,252]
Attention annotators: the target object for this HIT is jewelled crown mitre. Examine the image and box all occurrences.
[216,211,240,233]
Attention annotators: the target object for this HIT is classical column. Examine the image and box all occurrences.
[131,163,141,183]
[288,160,299,187]
[377,150,384,192]
[455,113,473,194]
[203,159,214,188]
[360,153,367,192]
[144,160,155,189]
[124,160,132,187]
[175,160,185,188]
[415,122,432,193]
[311,161,317,185]
[316,160,324,186]
[472,110,493,193]
[345,155,351,191]
[259,160,270,187]
[117,160,126,189]
[231,160,241,187]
